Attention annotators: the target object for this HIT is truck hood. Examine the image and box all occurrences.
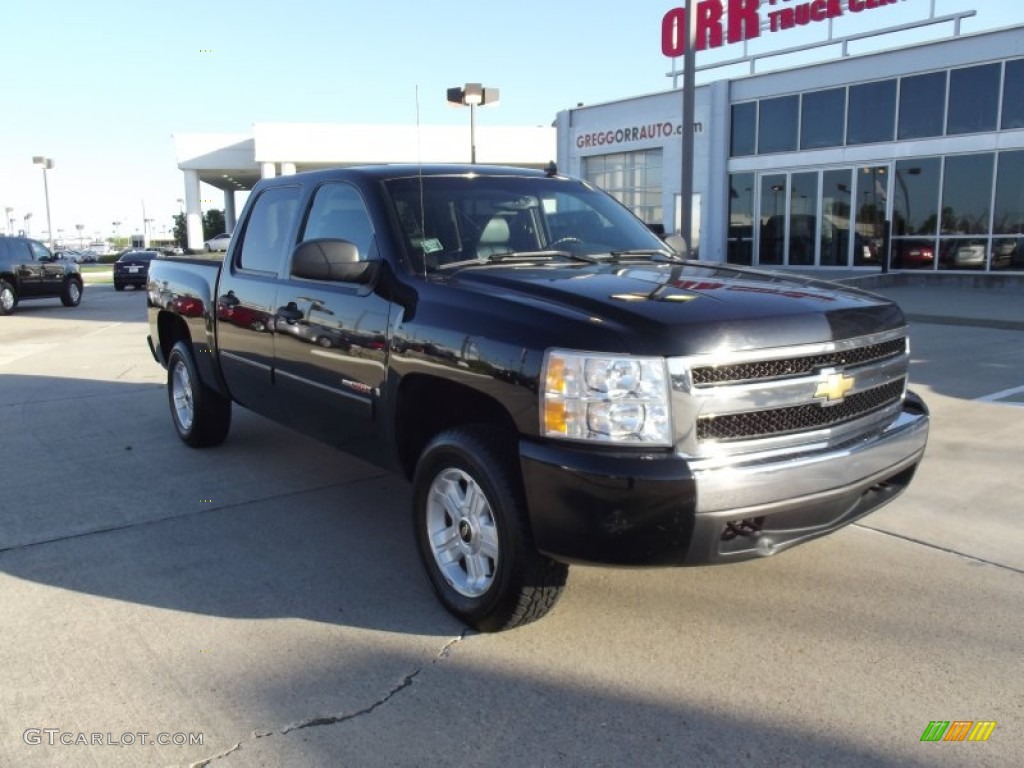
[444,260,905,356]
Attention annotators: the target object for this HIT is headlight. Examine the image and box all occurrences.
[541,350,672,446]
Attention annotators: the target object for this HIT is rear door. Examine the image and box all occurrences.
[215,184,302,421]
[8,239,43,296]
[273,181,392,459]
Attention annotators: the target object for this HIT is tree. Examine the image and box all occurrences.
[172,209,227,250]
[203,209,225,241]
[172,213,186,248]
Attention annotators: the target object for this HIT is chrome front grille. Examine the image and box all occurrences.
[690,338,906,386]
[696,378,906,441]
[668,329,910,458]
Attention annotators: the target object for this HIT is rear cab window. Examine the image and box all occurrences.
[235,186,302,274]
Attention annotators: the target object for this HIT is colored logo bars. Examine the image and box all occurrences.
[920,721,997,743]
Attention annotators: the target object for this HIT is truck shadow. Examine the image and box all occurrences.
[0,373,461,637]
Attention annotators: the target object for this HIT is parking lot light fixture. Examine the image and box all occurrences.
[32,156,55,250]
[446,83,500,164]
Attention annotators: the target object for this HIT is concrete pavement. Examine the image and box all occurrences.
[0,280,1020,768]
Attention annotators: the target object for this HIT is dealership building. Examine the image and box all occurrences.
[554,14,1024,273]
[176,7,1023,274]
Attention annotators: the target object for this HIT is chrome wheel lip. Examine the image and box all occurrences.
[0,286,14,312]
[171,360,195,432]
[426,467,499,598]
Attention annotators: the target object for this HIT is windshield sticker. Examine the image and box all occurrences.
[422,238,443,254]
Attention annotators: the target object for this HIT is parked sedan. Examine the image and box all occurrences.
[114,250,160,291]
[891,240,935,269]
[204,233,232,252]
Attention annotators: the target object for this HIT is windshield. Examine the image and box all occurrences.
[383,174,669,272]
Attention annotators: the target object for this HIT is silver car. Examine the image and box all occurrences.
[204,233,232,252]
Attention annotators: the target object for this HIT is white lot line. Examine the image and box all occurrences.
[975,384,1024,407]
[0,343,59,367]
[0,324,121,367]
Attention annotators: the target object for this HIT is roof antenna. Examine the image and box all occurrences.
[544,160,558,177]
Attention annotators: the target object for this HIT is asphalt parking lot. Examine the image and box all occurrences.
[1,282,1021,768]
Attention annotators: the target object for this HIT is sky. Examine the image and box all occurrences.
[1,0,1021,244]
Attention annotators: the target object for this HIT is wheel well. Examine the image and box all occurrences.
[156,310,192,363]
[394,375,519,480]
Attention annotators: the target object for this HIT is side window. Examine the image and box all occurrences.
[29,241,51,261]
[236,186,301,273]
[301,182,376,260]
[9,239,33,262]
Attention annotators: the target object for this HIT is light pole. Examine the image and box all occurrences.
[76,224,85,249]
[32,156,55,251]
[4,207,13,236]
[446,83,499,164]
[23,213,32,236]
[112,221,121,244]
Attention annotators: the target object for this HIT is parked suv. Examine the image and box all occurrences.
[0,236,83,315]
[114,250,160,291]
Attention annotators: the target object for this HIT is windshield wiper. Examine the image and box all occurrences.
[608,249,686,262]
[489,250,603,264]
[437,250,601,269]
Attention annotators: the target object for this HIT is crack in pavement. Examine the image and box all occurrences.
[854,523,1024,575]
[190,631,470,767]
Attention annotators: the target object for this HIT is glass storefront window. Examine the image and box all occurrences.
[847,80,896,145]
[758,95,798,154]
[1003,59,1024,130]
[731,102,757,157]
[991,237,1023,271]
[891,238,937,270]
[728,173,754,265]
[941,154,994,235]
[939,238,990,271]
[789,172,818,265]
[947,63,1000,135]
[821,170,852,266]
[994,151,1024,235]
[898,71,947,140]
[584,150,663,225]
[892,157,941,237]
[801,88,845,150]
[759,174,787,265]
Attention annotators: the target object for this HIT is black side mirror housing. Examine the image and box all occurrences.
[291,239,378,284]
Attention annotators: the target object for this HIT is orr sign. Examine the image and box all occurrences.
[662,0,907,56]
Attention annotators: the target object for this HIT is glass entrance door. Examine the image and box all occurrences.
[854,165,889,266]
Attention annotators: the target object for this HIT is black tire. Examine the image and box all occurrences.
[166,341,232,448]
[114,282,125,291]
[0,279,17,315]
[412,425,568,632]
[61,278,83,307]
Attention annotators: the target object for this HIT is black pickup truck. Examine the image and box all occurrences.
[147,164,929,631]
[0,236,84,315]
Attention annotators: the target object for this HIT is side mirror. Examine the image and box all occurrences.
[291,239,378,284]
[664,233,689,257]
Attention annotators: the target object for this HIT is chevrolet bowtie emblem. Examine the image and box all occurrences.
[815,370,855,403]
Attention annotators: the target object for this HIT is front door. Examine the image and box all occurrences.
[273,181,393,461]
